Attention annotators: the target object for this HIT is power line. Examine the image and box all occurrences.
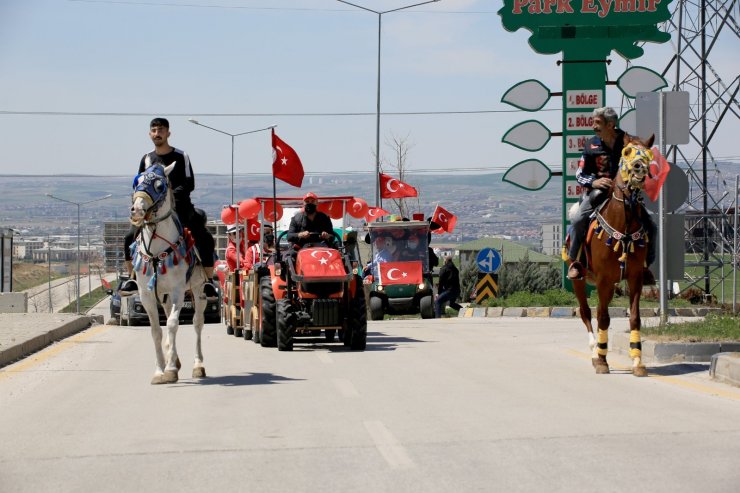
[69,0,497,14]
[0,108,560,117]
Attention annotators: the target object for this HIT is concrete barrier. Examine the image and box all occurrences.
[0,293,27,313]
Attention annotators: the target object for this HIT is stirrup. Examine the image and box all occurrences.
[567,261,584,280]
[119,280,138,297]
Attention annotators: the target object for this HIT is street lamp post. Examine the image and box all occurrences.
[337,0,441,207]
[188,120,277,206]
[46,193,112,314]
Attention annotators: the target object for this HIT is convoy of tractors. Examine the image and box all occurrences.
[217,195,438,352]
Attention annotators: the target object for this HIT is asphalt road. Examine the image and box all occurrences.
[24,274,115,314]
[1,317,738,492]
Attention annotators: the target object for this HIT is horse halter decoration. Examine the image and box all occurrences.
[618,143,653,191]
[131,164,171,227]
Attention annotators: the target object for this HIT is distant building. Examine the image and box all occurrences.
[457,237,558,269]
[541,223,563,257]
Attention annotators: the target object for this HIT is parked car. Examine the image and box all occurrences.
[107,274,221,326]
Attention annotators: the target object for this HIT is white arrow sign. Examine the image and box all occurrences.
[502,120,552,151]
[617,66,667,98]
[502,159,552,191]
[501,79,551,112]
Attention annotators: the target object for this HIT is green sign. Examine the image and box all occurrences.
[498,0,672,59]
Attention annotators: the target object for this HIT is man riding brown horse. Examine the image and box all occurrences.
[566,107,657,285]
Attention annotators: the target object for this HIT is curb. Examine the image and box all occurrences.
[610,330,740,364]
[0,315,99,368]
[710,353,740,387]
[457,306,723,318]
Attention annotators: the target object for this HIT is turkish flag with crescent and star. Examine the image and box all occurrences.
[379,261,423,285]
[643,146,671,202]
[379,173,418,199]
[272,130,304,188]
[432,204,457,233]
[365,206,390,223]
[246,219,261,242]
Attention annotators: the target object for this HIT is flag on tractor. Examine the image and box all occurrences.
[378,261,423,285]
[644,146,671,202]
[365,206,390,223]
[379,173,418,199]
[272,130,304,188]
[431,204,457,233]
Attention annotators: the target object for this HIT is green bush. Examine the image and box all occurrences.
[498,253,560,296]
[486,289,576,308]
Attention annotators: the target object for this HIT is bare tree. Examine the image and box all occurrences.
[376,132,419,219]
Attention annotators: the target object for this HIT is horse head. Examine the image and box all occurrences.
[618,134,655,192]
[130,163,175,227]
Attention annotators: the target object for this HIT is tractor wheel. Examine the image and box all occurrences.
[369,296,384,321]
[419,295,435,319]
[259,276,277,348]
[325,329,336,342]
[276,299,295,351]
[349,285,367,351]
[244,329,253,341]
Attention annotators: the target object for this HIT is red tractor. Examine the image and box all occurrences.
[247,196,367,351]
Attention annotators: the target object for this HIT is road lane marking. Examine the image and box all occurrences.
[332,378,359,397]
[0,324,111,381]
[363,420,414,469]
[316,352,333,364]
[565,349,740,401]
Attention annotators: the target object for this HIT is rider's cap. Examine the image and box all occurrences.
[226,224,243,234]
[303,192,318,202]
[150,117,170,128]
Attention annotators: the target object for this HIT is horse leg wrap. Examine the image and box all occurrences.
[629,330,642,359]
[597,329,608,357]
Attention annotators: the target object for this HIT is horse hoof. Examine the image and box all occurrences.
[592,358,610,374]
[151,374,166,385]
[162,370,179,383]
[192,367,207,378]
[633,366,648,377]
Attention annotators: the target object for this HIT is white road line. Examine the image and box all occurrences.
[363,420,414,469]
[332,378,359,397]
[316,352,333,364]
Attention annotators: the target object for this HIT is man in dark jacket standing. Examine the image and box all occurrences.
[435,254,462,318]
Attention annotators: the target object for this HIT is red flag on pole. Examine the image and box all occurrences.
[272,130,304,188]
[431,205,457,233]
[365,206,390,223]
[379,173,418,199]
[379,261,423,285]
[644,146,671,202]
[101,278,111,290]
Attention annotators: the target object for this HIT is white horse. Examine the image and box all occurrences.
[130,163,208,384]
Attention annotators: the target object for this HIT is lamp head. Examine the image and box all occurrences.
[188,118,199,125]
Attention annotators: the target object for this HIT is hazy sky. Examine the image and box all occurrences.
[0,0,737,179]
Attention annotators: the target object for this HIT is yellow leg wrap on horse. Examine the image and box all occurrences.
[629,330,642,359]
[597,329,608,356]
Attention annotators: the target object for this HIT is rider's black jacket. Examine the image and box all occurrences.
[139,148,194,214]
[576,129,626,189]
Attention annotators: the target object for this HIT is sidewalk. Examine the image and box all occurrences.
[0,312,738,387]
[0,313,101,368]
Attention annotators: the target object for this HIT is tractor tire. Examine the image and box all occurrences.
[226,325,234,335]
[419,295,435,319]
[276,299,295,351]
[325,329,336,342]
[244,329,253,341]
[259,276,277,348]
[235,327,243,338]
[349,286,367,351]
[369,296,384,321]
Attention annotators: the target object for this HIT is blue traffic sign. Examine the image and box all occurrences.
[476,248,502,274]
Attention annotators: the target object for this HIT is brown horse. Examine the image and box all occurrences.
[571,134,655,376]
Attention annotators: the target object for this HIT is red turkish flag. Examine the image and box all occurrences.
[379,173,418,199]
[272,130,304,188]
[432,205,457,233]
[379,261,423,285]
[644,146,671,202]
[365,206,390,223]
[101,278,111,290]
[246,219,261,242]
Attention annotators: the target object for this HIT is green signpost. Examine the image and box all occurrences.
[498,0,673,285]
